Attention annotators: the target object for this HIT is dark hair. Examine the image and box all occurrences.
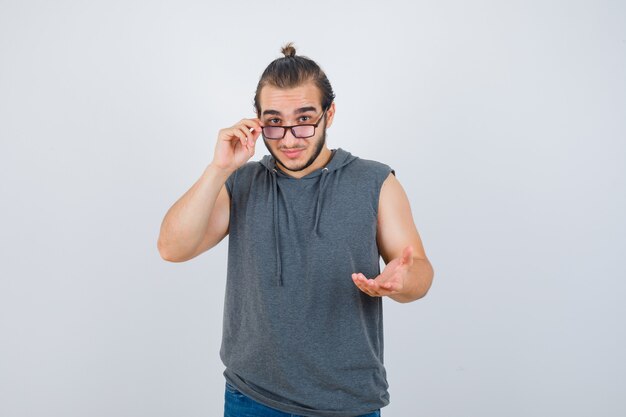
[253,42,336,117]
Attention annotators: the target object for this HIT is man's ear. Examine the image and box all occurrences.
[325,101,336,128]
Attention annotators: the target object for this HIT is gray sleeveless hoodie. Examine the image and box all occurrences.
[221,148,395,416]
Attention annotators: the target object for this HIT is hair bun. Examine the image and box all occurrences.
[281,42,296,58]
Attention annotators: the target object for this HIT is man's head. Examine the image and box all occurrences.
[254,43,337,176]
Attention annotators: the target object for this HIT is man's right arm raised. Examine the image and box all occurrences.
[157,118,263,262]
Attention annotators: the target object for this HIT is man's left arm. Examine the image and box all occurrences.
[351,172,434,303]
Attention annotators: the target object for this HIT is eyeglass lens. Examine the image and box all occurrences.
[263,125,315,139]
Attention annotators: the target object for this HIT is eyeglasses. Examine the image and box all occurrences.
[261,107,328,140]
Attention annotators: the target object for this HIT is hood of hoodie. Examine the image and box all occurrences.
[258,147,358,286]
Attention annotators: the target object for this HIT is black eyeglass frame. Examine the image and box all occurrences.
[260,106,329,140]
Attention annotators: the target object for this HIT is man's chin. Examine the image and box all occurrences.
[268,147,310,172]
[277,159,308,172]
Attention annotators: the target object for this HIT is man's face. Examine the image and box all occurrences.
[258,81,334,173]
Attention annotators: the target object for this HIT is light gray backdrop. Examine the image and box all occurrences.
[1,0,624,416]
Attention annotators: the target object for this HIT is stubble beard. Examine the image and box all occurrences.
[264,126,327,173]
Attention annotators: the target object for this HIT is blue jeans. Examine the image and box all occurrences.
[224,381,381,417]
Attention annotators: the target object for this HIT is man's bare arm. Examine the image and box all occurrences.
[352,173,434,302]
[157,117,262,262]
[157,165,231,262]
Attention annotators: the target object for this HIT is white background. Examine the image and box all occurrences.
[1,0,624,416]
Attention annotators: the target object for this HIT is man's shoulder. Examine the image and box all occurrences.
[224,160,265,196]
[227,160,264,180]
[344,154,395,178]
[350,156,391,169]
[238,159,265,174]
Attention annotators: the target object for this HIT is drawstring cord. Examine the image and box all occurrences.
[313,167,329,237]
[271,168,283,286]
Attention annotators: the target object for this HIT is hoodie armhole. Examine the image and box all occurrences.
[225,170,237,201]
[373,166,395,218]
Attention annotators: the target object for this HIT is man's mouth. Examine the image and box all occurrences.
[282,148,304,158]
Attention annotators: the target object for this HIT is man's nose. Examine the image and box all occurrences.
[281,128,300,146]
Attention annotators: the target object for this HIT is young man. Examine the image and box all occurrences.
[157,43,434,417]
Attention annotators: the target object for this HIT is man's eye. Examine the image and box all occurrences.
[269,118,280,124]
[299,116,311,122]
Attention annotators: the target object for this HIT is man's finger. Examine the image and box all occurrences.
[352,274,376,296]
[365,277,385,296]
[229,128,247,146]
[241,118,263,136]
[352,273,400,297]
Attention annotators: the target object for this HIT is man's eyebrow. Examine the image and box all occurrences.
[294,106,318,114]
[262,106,318,116]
